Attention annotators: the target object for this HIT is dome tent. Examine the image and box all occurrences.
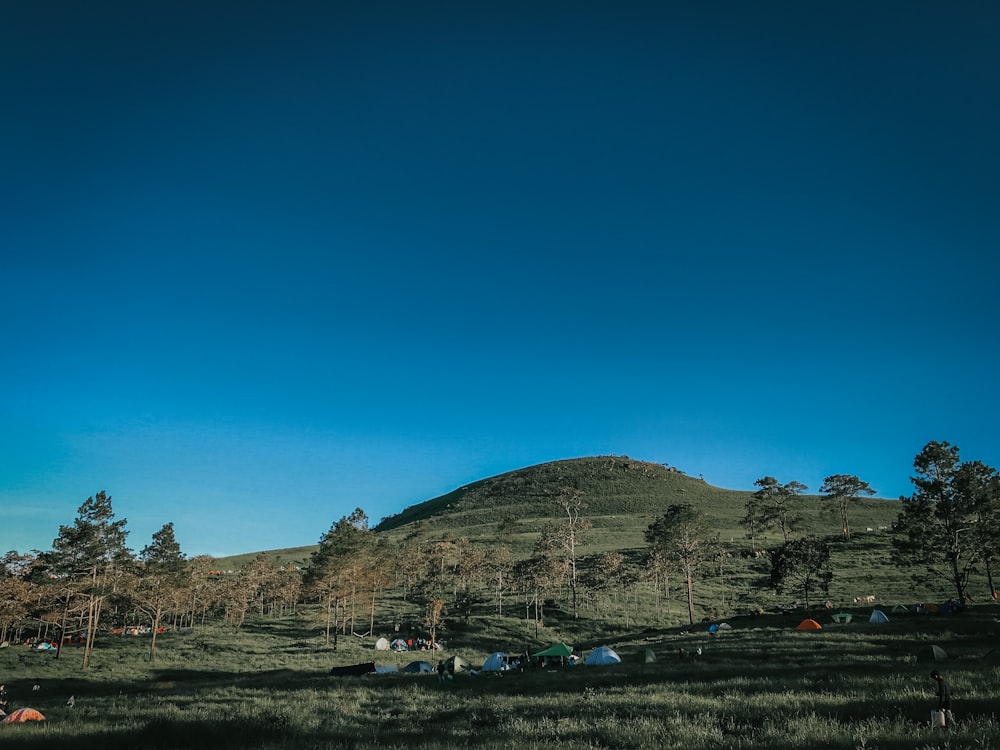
[797,619,822,631]
[869,610,889,624]
[916,645,948,663]
[481,652,513,672]
[585,646,622,666]
[403,660,434,673]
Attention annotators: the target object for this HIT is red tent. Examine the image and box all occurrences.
[2,708,46,723]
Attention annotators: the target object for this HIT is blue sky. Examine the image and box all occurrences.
[2,1,998,558]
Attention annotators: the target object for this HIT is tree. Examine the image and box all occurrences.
[892,441,999,602]
[742,492,771,553]
[424,599,446,647]
[303,510,372,647]
[553,488,591,618]
[44,491,132,668]
[753,477,807,542]
[769,536,833,607]
[645,504,708,624]
[136,523,187,663]
[820,474,876,541]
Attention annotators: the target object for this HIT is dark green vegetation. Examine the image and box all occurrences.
[1,608,999,749]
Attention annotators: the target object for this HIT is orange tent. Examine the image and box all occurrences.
[797,618,822,631]
[2,708,46,723]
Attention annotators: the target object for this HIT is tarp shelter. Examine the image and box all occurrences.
[831,612,852,624]
[445,655,471,675]
[797,619,822,631]
[481,652,512,672]
[869,610,889,624]
[585,646,622,666]
[374,637,390,651]
[2,708,46,724]
[532,642,573,658]
[403,660,434,673]
[916,645,948,663]
[390,638,407,651]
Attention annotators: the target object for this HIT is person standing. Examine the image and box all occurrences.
[0,683,9,715]
[930,670,953,727]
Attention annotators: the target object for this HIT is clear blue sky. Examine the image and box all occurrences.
[2,1,998,558]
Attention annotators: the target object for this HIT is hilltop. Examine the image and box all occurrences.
[221,456,916,607]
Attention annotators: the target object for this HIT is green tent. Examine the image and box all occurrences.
[638,647,656,664]
[532,642,573,658]
[831,612,852,624]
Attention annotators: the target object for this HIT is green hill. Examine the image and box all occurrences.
[219,455,938,612]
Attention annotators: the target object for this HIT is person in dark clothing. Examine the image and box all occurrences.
[930,670,953,726]
[0,683,9,715]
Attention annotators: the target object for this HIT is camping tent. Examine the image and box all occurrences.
[374,637,390,651]
[717,622,733,631]
[403,660,434,673]
[831,612,852,624]
[481,652,511,672]
[940,599,964,616]
[585,646,622,666]
[390,638,407,651]
[445,655,471,675]
[638,647,656,664]
[375,665,399,674]
[797,619,822,631]
[916,645,948,663]
[2,708,46,724]
[892,604,910,614]
[982,649,1000,665]
[869,610,889,624]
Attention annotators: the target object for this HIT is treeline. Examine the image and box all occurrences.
[2,441,997,670]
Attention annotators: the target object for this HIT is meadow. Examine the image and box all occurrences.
[2,604,998,750]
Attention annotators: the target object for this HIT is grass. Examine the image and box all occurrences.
[2,604,999,749]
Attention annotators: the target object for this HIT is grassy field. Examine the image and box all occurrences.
[2,604,998,749]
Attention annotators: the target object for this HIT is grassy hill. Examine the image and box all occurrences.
[218,455,939,619]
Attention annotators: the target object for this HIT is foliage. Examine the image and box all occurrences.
[769,535,833,606]
[752,476,807,543]
[892,441,999,602]
[645,504,709,624]
[820,474,876,541]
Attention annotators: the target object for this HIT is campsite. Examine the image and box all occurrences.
[4,456,1000,748]
[2,602,1000,749]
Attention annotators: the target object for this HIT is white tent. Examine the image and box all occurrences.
[374,637,390,651]
[585,646,622,666]
[869,609,889,624]
[481,652,511,672]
